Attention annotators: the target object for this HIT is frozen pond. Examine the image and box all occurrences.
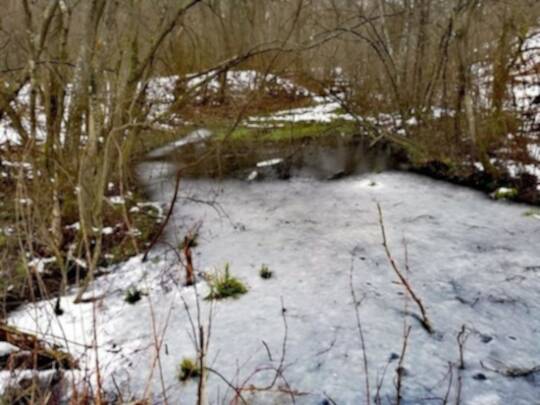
[7,144,540,404]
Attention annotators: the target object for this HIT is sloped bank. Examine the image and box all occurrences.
[158,126,540,206]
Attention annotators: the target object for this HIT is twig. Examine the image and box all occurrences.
[377,203,434,334]
[456,325,468,370]
[148,297,171,405]
[349,258,371,405]
[204,367,248,405]
[455,325,468,405]
[323,392,338,405]
[374,357,393,405]
[262,340,273,362]
[142,169,181,262]
[442,363,454,405]
[395,326,412,405]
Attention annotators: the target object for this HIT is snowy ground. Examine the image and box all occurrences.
[5,157,540,404]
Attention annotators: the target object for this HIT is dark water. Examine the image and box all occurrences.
[149,134,400,181]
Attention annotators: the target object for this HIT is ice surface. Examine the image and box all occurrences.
[7,161,540,404]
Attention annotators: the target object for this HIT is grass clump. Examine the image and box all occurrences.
[523,209,540,218]
[205,263,247,300]
[259,264,273,279]
[124,286,143,304]
[177,357,201,381]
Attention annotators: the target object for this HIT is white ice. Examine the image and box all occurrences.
[7,161,540,404]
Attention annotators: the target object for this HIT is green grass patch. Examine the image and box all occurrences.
[177,357,201,381]
[215,120,356,142]
[124,286,143,304]
[259,264,273,279]
[205,263,247,300]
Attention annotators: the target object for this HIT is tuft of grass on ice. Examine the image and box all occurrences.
[177,357,201,381]
[205,263,247,300]
[259,264,273,279]
[124,286,143,304]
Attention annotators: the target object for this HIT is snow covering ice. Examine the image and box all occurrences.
[6,157,540,404]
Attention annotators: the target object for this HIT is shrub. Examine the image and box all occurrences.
[259,264,273,279]
[205,264,247,300]
[177,357,201,381]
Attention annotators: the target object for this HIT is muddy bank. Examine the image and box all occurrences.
[148,132,402,180]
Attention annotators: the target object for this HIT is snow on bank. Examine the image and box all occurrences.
[0,85,47,146]
[7,164,540,404]
[146,69,312,106]
[186,69,312,98]
[146,129,213,158]
[0,120,22,146]
[246,100,355,125]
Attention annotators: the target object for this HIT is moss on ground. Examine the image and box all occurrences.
[215,120,356,142]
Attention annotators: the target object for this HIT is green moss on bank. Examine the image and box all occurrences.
[215,120,356,142]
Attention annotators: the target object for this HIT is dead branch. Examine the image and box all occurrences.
[442,363,454,405]
[377,203,434,334]
[349,259,371,405]
[142,169,181,262]
[182,228,198,286]
[454,325,469,405]
[456,325,468,370]
[395,326,412,405]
